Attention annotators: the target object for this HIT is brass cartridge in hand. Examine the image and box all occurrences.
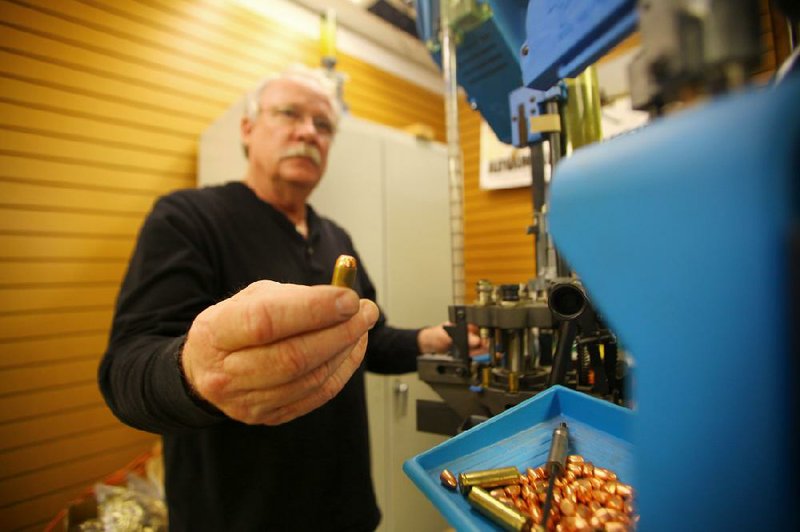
[331,255,357,288]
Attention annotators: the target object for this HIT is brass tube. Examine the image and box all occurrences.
[459,467,521,495]
[481,366,491,388]
[467,486,532,532]
[564,66,603,154]
[508,371,519,394]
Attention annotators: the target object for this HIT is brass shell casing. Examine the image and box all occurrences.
[458,467,521,495]
[331,255,357,288]
[481,366,491,388]
[467,486,531,532]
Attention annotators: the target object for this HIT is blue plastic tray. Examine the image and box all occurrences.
[403,386,634,531]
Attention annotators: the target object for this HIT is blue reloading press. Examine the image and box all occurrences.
[407,1,800,529]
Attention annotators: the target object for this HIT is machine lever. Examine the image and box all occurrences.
[548,320,577,387]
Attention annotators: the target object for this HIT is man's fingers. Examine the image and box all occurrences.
[210,281,363,351]
[221,299,378,389]
[259,335,368,425]
[224,332,369,425]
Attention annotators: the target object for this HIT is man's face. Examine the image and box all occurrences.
[242,78,336,194]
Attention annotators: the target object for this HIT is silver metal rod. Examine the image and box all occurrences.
[440,0,466,305]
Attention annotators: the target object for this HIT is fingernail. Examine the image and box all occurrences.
[362,301,379,328]
[335,291,359,316]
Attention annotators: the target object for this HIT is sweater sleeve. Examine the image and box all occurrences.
[98,195,226,434]
[365,320,420,374]
[351,254,421,374]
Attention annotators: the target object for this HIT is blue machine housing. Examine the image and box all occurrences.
[451,11,523,144]
[521,0,638,90]
[415,0,527,144]
[411,1,799,528]
[508,84,565,146]
[407,72,800,532]
[549,76,800,529]
[416,0,638,143]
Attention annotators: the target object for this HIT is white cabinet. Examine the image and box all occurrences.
[199,114,453,531]
[313,117,454,532]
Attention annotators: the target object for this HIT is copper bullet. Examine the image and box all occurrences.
[567,462,584,476]
[606,495,624,512]
[506,484,522,498]
[497,495,514,507]
[560,515,589,532]
[624,500,635,515]
[593,467,613,481]
[592,489,609,505]
[533,479,548,493]
[593,508,613,524]
[615,483,633,498]
[439,469,457,490]
[515,498,528,513]
[574,485,591,504]
[575,503,591,519]
[589,477,604,490]
[575,479,592,503]
[521,484,534,501]
[559,498,576,516]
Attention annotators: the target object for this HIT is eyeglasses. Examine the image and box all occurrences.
[265,105,336,137]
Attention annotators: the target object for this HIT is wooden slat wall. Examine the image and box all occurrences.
[460,0,789,301]
[459,96,535,295]
[0,0,446,529]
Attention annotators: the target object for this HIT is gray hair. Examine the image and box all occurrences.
[241,64,341,158]
[244,64,341,124]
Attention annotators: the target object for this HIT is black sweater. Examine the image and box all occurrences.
[99,182,420,531]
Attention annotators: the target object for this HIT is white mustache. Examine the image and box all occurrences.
[281,144,321,166]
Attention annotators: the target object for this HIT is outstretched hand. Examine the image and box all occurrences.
[417,322,488,356]
[181,280,379,425]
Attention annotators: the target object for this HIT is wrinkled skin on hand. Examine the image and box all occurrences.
[181,280,379,425]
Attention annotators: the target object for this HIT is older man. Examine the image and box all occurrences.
[99,65,469,531]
